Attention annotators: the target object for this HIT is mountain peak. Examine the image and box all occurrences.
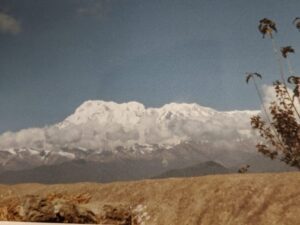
[75,100,146,114]
[1,100,259,155]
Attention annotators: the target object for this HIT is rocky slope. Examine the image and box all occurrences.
[0,172,300,225]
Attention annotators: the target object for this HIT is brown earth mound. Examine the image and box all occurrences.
[0,172,300,225]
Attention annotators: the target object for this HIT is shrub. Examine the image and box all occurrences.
[247,18,300,169]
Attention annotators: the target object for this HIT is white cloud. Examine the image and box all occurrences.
[262,85,276,106]
[0,128,44,149]
[0,101,259,152]
[0,12,21,35]
[262,84,300,116]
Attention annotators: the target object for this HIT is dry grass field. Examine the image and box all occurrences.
[0,172,300,225]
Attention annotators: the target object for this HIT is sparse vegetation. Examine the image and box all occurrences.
[0,192,150,225]
[238,164,250,173]
[247,18,300,168]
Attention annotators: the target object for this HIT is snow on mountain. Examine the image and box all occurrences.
[0,100,259,153]
[60,101,146,127]
[0,101,263,173]
[1,101,294,181]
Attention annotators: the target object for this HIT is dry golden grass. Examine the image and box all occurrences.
[0,172,300,225]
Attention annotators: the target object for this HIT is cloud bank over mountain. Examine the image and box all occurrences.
[0,100,259,152]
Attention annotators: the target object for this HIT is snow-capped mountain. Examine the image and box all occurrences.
[58,100,258,148]
[0,100,260,172]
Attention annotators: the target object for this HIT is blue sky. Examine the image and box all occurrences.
[1,0,300,132]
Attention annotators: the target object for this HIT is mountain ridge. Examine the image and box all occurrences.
[153,161,232,179]
[0,100,276,182]
[0,100,259,153]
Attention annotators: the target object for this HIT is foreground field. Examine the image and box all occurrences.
[0,172,300,225]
